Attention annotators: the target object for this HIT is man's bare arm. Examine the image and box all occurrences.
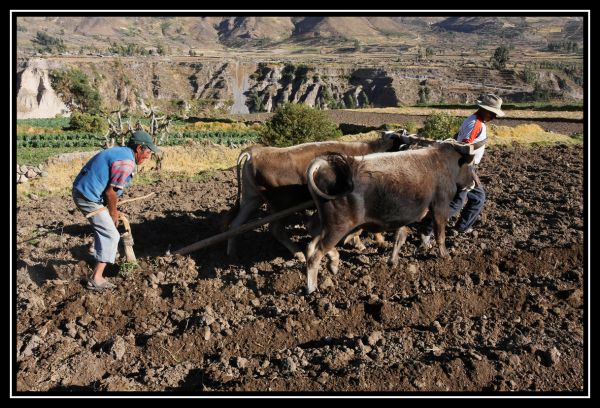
[104,186,119,225]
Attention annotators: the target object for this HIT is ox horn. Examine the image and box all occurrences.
[307,158,339,201]
[399,133,436,147]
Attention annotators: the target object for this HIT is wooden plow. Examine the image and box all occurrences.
[172,201,314,256]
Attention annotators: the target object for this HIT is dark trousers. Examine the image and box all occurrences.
[421,184,486,235]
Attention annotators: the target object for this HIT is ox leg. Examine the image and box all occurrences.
[388,226,409,267]
[270,218,305,262]
[306,228,350,294]
[374,232,386,247]
[432,209,450,258]
[306,236,325,294]
[226,195,262,257]
[305,213,321,237]
[343,229,366,252]
[326,248,340,274]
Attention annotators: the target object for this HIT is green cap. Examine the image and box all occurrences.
[129,130,160,153]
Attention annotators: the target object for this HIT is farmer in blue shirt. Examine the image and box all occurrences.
[72,130,159,290]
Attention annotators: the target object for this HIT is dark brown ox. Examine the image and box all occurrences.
[305,142,477,294]
[226,132,402,261]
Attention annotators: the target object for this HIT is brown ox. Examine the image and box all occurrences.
[226,132,403,261]
[305,141,477,294]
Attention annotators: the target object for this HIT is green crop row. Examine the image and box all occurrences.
[16,130,259,148]
[158,130,259,145]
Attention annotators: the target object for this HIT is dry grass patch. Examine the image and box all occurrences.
[172,121,262,132]
[339,131,381,142]
[17,154,96,200]
[148,142,242,176]
[16,125,64,135]
[488,124,580,146]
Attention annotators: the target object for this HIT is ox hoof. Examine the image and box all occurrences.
[306,284,317,295]
[328,265,338,274]
[294,252,306,262]
[420,234,433,250]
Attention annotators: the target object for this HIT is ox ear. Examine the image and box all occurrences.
[380,130,396,140]
[459,154,475,167]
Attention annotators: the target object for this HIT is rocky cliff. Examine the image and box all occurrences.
[16,59,69,119]
[15,57,582,119]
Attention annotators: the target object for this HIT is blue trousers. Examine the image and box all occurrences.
[422,185,486,235]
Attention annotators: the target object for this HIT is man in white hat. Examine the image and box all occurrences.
[422,93,504,243]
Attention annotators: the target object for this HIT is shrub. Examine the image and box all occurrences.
[491,46,510,70]
[247,90,265,113]
[420,112,463,140]
[344,93,358,109]
[401,121,419,134]
[68,111,108,133]
[281,64,295,83]
[418,86,431,104]
[521,65,538,84]
[259,103,342,147]
[32,31,65,54]
[49,68,102,114]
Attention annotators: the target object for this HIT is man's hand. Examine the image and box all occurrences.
[109,210,120,226]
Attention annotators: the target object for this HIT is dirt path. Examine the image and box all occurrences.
[227,110,584,136]
[15,144,585,393]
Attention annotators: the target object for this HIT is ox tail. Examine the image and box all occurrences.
[307,153,355,201]
[220,151,251,231]
[236,151,251,205]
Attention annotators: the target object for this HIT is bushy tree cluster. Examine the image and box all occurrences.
[420,112,463,140]
[49,68,102,114]
[259,103,342,147]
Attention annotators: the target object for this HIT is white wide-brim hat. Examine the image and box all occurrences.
[476,94,505,117]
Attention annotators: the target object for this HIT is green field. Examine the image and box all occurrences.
[16,118,260,165]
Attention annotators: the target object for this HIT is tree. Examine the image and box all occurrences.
[247,90,264,113]
[491,46,510,70]
[418,86,431,104]
[32,31,65,54]
[521,65,538,84]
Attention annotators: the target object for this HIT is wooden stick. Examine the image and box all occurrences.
[173,201,314,256]
[118,214,136,263]
[85,192,156,218]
